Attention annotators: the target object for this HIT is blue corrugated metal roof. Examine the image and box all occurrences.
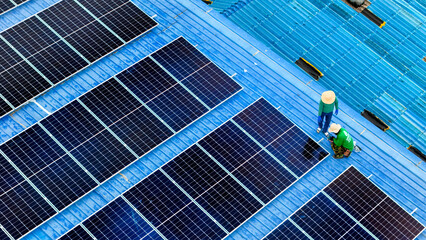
[0,0,424,239]
[217,0,426,156]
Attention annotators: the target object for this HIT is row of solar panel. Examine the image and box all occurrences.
[0,37,242,239]
[0,0,157,117]
[58,98,328,240]
[264,166,425,240]
[0,0,28,15]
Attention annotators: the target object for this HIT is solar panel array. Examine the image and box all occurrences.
[264,166,425,240]
[0,36,242,239]
[0,0,28,15]
[0,0,157,117]
[59,98,329,240]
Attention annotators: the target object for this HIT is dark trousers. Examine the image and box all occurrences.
[331,142,352,158]
[318,111,333,133]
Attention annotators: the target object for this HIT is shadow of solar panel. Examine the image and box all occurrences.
[0,0,28,15]
[60,98,327,240]
[0,36,241,239]
[264,166,425,240]
[0,0,157,117]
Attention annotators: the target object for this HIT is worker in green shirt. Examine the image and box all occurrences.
[317,90,338,137]
[328,123,354,159]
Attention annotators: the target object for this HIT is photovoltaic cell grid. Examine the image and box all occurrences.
[59,98,329,240]
[0,0,28,15]
[263,166,425,240]
[0,0,157,117]
[0,36,242,239]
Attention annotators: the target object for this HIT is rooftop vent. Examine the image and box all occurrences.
[295,58,323,80]
[361,109,390,131]
[408,145,426,162]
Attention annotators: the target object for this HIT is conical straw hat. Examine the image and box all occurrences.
[321,91,336,104]
[329,123,341,133]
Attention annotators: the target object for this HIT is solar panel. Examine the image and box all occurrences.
[263,166,425,240]
[0,0,158,117]
[0,0,28,15]
[59,98,328,240]
[0,36,242,239]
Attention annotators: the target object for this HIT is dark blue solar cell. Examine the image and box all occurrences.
[79,0,128,18]
[0,40,22,72]
[198,121,262,172]
[232,150,297,203]
[109,106,174,157]
[0,98,12,116]
[0,61,51,108]
[0,228,9,240]
[29,155,98,210]
[264,220,310,240]
[0,1,15,14]
[323,166,387,221]
[151,37,210,81]
[59,225,92,240]
[340,224,375,240]
[197,175,263,232]
[27,40,88,84]
[0,181,56,239]
[141,231,163,240]
[41,101,105,151]
[65,21,122,62]
[2,18,60,58]
[291,193,356,240]
[0,124,66,177]
[233,98,294,146]
[98,2,158,42]
[79,78,143,126]
[0,155,24,195]
[146,84,208,132]
[38,0,95,37]
[117,57,176,103]
[123,171,191,227]
[266,127,326,177]
[70,130,135,183]
[157,203,227,240]
[14,0,28,4]
[83,197,153,240]
[360,197,425,240]
[181,63,241,108]
[162,145,228,199]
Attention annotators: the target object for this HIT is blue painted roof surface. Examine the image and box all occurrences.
[215,0,426,155]
[0,0,424,239]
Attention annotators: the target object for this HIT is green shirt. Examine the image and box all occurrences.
[318,97,338,115]
[333,128,354,151]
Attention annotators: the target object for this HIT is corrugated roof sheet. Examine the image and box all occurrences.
[216,0,426,156]
[0,0,424,239]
